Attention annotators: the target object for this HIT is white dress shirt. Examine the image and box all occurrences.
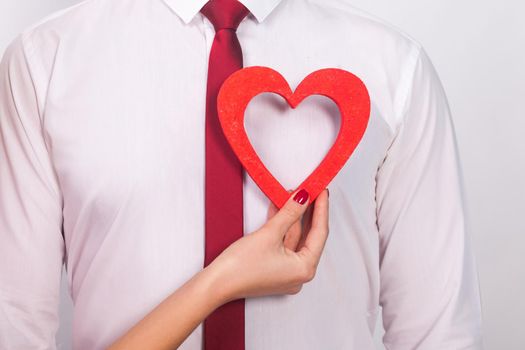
[0,0,483,349]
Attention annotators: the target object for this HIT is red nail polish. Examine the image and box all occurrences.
[293,189,309,205]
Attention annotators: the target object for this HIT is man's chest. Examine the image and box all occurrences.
[41,21,395,243]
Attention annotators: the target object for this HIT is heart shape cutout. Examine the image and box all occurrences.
[217,66,371,208]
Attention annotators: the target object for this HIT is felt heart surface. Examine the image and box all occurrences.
[217,66,371,208]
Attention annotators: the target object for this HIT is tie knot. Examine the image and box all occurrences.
[200,0,250,32]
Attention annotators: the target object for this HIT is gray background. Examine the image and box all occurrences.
[1,0,523,349]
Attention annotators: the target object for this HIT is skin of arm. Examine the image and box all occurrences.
[107,188,329,350]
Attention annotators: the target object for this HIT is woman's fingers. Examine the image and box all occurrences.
[283,221,302,251]
[214,188,329,302]
[297,188,330,267]
[265,188,310,239]
[266,200,278,220]
[267,194,302,251]
[296,201,314,251]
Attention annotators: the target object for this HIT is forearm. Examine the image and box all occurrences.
[107,263,228,350]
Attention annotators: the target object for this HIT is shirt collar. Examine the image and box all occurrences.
[162,0,283,24]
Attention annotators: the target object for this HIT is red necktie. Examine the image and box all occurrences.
[200,0,250,349]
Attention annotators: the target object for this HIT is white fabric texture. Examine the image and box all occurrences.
[0,0,483,348]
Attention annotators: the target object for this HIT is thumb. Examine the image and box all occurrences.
[266,189,293,220]
[266,188,310,237]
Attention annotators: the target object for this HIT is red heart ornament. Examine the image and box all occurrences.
[217,66,371,208]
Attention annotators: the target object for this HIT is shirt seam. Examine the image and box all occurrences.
[374,44,422,176]
[392,43,422,142]
[17,31,63,206]
[19,30,47,120]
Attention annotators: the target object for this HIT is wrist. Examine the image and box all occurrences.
[198,259,236,309]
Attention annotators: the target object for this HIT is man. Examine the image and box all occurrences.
[0,0,483,348]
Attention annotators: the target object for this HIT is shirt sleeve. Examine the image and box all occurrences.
[375,45,484,349]
[0,33,65,349]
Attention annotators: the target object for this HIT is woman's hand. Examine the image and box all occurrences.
[207,187,330,305]
[107,187,329,350]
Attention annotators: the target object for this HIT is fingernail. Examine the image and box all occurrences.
[293,189,309,205]
[326,188,329,197]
